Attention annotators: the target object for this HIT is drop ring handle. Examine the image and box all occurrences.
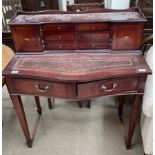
[100,82,117,92]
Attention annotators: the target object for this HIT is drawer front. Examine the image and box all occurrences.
[12,79,74,98]
[11,26,43,52]
[112,24,143,50]
[78,32,110,42]
[78,42,109,49]
[43,24,75,32]
[77,23,110,31]
[78,77,138,98]
[45,33,75,41]
[46,43,76,50]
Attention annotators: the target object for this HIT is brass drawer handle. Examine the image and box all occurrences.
[100,82,117,92]
[34,84,50,93]
[58,26,61,30]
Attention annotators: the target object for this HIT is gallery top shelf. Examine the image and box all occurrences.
[9,7,146,25]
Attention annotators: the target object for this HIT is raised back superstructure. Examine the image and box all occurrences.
[9,8,146,53]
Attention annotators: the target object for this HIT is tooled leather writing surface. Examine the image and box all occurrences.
[3,53,151,82]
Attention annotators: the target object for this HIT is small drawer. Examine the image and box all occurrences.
[77,23,110,31]
[11,79,74,98]
[78,32,110,42]
[78,43,109,49]
[45,33,75,41]
[46,43,76,50]
[77,77,138,98]
[43,24,75,32]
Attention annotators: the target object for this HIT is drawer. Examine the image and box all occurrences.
[11,25,43,52]
[77,23,110,31]
[78,42,109,49]
[112,24,143,50]
[45,33,75,41]
[78,77,138,98]
[11,79,74,98]
[43,24,75,32]
[78,32,110,42]
[46,43,76,50]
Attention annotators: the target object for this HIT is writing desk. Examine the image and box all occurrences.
[3,8,152,149]
[3,53,151,148]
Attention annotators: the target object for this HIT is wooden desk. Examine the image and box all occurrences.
[4,8,152,149]
[3,53,151,148]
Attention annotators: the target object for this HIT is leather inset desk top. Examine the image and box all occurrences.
[14,57,134,74]
[4,53,151,82]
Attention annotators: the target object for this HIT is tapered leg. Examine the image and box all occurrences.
[48,98,54,109]
[10,95,32,147]
[78,100,91,108]
[126,95,143,149]
[78,101,83,108]
[34,96,42,115]
[118,96,125,118]
[86,100,91,108]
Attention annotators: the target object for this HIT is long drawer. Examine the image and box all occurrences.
[43,24,75,33]
[46,42,76,50]
[77,23,110,31]
[77,77,138,98]
[10,78,75,98]
[78,32,110,42]
[44,33,75,41]
[78,42,109,49]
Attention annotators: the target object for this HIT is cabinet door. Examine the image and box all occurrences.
[11,25,43,52]
[112,23,144,50]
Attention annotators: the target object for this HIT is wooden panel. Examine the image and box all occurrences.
[144,17,153,30]
[77,23,110,31]
[44,33,75,41]
[138,0,153,8]
[67,3,103,12]
[78,77,138,98]
[11,78,74,98]
[46,43,76,50]
[10,25,43,52]
[78,42,109,49]
[112,23,144,50]
[20,0,59,11]
[43,24,75,33]
[78,32,110,42]
[75,0,103,3]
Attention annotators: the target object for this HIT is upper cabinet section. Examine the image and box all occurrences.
[9,8,146,53]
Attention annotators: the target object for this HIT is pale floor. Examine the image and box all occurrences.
[2,86,144,155]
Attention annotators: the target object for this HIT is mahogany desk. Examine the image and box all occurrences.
[3,8,152,149]
[3,53,151,148]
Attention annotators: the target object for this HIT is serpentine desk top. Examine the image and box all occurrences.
[3,53,151,82]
